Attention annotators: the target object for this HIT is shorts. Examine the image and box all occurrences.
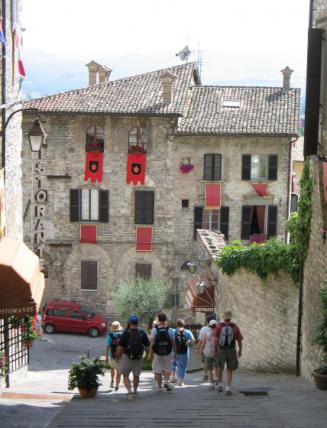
[152,354,173,374]
[218,347,238,371]
[109,357,119,370]
[205,356,219,370]
[119,353,143,376]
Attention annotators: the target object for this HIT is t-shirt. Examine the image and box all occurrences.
[198,325,210,342]
[203,330,217,358]
[175,328,195,356]
[106,332,122,358]
[119,328,150,355]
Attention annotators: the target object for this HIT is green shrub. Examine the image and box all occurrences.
[68,356,105,390]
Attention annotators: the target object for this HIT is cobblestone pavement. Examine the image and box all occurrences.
[0,334,327,428]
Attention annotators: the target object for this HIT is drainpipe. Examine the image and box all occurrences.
[296,263,304,376]
[1,0,7,171]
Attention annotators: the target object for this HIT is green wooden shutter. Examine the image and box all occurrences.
[268,155,278,180]
[135,191,154,224]
[267,205,278,238]
[99,190,109,222]
[220,206,230,240]
[241,206,252,240]
[242,155,251,180]
[194,206,204,240]
[203,154,213,180]
[213,154,222,181]
[70,189,80,222]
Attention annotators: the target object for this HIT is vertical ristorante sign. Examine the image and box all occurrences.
[33,153,47,265]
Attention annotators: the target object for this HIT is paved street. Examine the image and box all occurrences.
[0,334,327,428]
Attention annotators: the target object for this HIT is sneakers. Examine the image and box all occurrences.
[115,386,119,391]
[127,392,135,400]
[170,377,178,383]
[110,380,114,388]
[225,387,232,396]
[216,383,223,392]
[208,382,215,390]
[202,374,208,382]
[178,379,185,387]
[163,383,173,392]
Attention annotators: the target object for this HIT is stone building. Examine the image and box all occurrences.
[22,61,300,320]
[300,0,327,378]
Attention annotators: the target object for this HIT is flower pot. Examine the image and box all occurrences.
[312,369,327,390]
[78,387,98,398]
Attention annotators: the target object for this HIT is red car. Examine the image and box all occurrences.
[42,300,107,338]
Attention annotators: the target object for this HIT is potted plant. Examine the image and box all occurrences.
[312,283,327,390]
[68,356,105,398]
[21,317,39,348]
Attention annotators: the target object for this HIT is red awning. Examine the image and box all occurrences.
[186,275,215,313]
[0,237,45,318]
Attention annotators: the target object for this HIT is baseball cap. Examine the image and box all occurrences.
[129,315,139,324]
[209,319,217,328]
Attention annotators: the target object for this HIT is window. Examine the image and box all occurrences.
[182,199,189,208]
[86,126,104,152]
[242,155,278,181]
[241,205,278,241]
[70,189,109,222]
[202,210,220,230]
[69,310,84,320]
[135,191,154,224]
[81,261,97,290]
[46,309,67,317]
[128,127,147,154]
[290,194,298,213]
[194,206,229,240]
[135,263,152,279]
[223,100,240,108]
[203,154,222,181]
[220,206,230,240]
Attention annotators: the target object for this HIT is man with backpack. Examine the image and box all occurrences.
[117,315,150,400]
[173,319,195,386]
[150,312,176,392]
[215,310,243,396]
[105,320,123,390]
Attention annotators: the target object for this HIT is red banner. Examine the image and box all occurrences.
[136,226,153,252]
[205,183,221,209]
[323,162,327,203]
[85,152,103,183]
[252,183,268,197]
[127,153,146,185]
[80,225,97,243]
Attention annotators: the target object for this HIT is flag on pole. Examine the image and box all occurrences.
[0,17,6,48]
[14,28,25,78]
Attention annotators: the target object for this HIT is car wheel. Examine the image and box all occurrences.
[88,327,99,338]
[44,324,55,334]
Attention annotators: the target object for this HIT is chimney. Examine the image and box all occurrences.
[160,71,177,105]
[281,66,294,90]
[86,61,100,85]
[98,65,112,83]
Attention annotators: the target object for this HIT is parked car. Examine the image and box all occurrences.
[42,300,107,338]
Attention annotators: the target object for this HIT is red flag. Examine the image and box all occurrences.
[252,183,268,197]
[136,227,153,251]
[84,152,103,183]
[205,183,221,209]
[14,29,25,78]
[127,153,146,185]
[80,225,97,243]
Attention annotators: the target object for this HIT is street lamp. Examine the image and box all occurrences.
[196,278,206,294]
[27,118,47,152]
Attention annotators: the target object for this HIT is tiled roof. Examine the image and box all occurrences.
[24,63,199,116]
[24,63,300,136]
[177,86,300,136]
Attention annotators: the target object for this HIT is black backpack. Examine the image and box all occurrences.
[109,332,122,359]
[125,329,145,360]
[153,326,172,356]
[175,329,188,354]
[219,322,236,349]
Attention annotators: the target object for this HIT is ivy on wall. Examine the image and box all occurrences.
[216,239,299,283]
[216,160,313,285]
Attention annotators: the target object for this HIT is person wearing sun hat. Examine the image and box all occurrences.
[105,321,123,390]
[215,310,243,395]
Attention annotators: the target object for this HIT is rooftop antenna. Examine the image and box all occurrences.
[176,45,192,62]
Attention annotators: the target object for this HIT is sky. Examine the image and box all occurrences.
[21,0,311,88]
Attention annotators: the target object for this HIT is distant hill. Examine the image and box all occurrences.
[22,50,307,107]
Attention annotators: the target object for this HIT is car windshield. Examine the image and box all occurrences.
[80,305,95,318]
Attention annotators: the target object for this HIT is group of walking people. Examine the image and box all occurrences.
[105,310,243,400]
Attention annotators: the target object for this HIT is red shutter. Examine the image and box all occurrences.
[80,225,97,243]
[205,183,221,209]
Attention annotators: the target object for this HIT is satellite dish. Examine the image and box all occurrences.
[176,46,191,62]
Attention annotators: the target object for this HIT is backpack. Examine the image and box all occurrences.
[175,329,188,354]
[125,329,145,360]
[219,322,235,349]
[153,326,172,356]
[109,332,122,359]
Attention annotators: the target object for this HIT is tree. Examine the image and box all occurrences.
[113,277,170,329]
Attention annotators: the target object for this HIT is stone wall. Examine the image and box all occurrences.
[215,268,298,372]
